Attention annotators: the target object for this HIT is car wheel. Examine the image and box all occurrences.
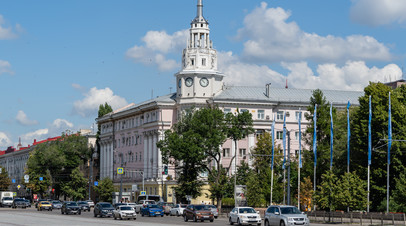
[193,215,197,222]
[141,212,144,217]
[264,220,269,226]
[177,211,180,217]
[215,216,218,219]
[237,218,241,225]
[210,219,214,222]
[229,217,234,225]
[280,220,286,226]
[161,214,164,217]
[120,216,123,220]
[79,212,81,215]
[61,211,64,215]
[94,213,97,217]
[184,215,188,222]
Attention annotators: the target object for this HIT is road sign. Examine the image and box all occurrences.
[12,179,16,183]
[39,177,43,181]
[24,174,29,180]
[140,191,146,195]
[117,167,124,175]
[132,185,137,191]
[94,181,98,186]
[17,185,21,190]
[24,179,29,183]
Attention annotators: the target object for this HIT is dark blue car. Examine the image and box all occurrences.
[141,204,164,217]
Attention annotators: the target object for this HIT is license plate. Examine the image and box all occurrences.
[204,216,209,218]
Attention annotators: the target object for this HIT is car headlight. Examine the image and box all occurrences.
[195,212,200,214]
[288,217,295,222]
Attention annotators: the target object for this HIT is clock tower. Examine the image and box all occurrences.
[175,0,224,105]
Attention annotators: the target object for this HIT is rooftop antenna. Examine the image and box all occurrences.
[285,78,288,89]
[151,89,153,99]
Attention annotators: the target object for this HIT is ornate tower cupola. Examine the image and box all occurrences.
[175,0,224,104]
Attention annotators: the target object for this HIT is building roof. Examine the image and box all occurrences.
[214,86,363,105]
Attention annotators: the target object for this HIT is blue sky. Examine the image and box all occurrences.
[1,0,405,149]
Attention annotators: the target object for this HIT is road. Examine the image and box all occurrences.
[0,207,347,226]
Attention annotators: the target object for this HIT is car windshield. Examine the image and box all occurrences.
[280,207,301,214]
[3,197,12,200]
[15,198,25,202]
[149,205,159,208]
[41,202,50,204]
[120,206,133,210]
[52,201,61,204]
[101,203,113,208]
[67,203,77,206]
[194,205,209,211]
[209,205,217,208]
[239,208,256,214]
[78,202,87,204]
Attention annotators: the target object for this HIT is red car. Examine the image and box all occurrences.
[183,204,214,222]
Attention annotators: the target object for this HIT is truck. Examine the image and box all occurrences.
[1,191,14,207]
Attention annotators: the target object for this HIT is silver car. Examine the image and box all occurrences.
[264,205,309,226]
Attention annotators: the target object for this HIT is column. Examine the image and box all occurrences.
[110,142,114,179]
[144,134,148,179]
[157,131,163,179]
[231,140,236,175]
[248,134,255,168]
[149,134,153,178]
[152,132,156,178]
[100,143,104,179]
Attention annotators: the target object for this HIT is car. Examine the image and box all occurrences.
[35,199,47,208]
[183,204,214,222]
[157,202,174,216]
[61,202,81,215]
[113,202,127,209]
[77,201,91,212]
[170,204,188,216]
[229,207,262,226]
[37,201,52,211]
[24,199,31,208]
[1,197,13,207]
[51,200,62,209]
[134,200,156,213]
[94,202,114,218]
[208,205,219,219]
[141,204,164,217]
[264,205,309,226]
[85,200,95,208]
[127,202,137,208]
[113,205,137,220]
[12,198,27,209]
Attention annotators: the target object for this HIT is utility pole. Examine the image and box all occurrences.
[118,155,123,203]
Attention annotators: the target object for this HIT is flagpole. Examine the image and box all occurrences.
[347,101,351,213]
[283,112,287,205]
[367,96,372,213]
[298,109,302,210]
[313,104,317,211]
[270,168,274,205]
[270,114,275,205]
[387,92,392,213]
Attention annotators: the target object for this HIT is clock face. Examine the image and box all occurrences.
[185,77,193,87]
[178,79,182,88]
[200,77,209,87]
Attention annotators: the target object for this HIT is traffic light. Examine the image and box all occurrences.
[163,165,168,175]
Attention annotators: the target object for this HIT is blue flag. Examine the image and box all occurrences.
[271,114,275,169]
[368,96,372,166]
[347,101,351,169]
[299,109,302,168]
[330,103,333,169]
[282,112,287,169]
[313,104,317,167]
[388,92,392,165]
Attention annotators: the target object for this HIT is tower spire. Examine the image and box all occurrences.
[197,0,203,18]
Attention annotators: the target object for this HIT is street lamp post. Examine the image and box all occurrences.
[287,130,291,205]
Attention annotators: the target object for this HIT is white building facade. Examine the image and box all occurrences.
[97,0,363,202]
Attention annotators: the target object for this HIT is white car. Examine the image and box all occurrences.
[229,207,262,226]
[85,200,94,208]
[170,204,187,216]
[113,206,137,220]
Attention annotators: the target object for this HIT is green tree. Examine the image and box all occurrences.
[351,82,406,211]
[300,176,313,211]
[314,170,340,212]
[391,169,406,212]
[61,167,88,201]
[94,177,114,202]
[337,172,367,211]
[26,132,91,199]
[246,173,266,207]
[0,166,11,190]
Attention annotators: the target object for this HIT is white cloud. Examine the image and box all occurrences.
[126,29,188,71]
[52,119,73,129]
[0,132,12,149]
[20,128,49,145]
[237,2,392,63]
[16,110,38,126]
[0,60,13,75]
[350,0,406,26]
[73,87,128,117]
[0,15,18,40]
[218,51,402,91]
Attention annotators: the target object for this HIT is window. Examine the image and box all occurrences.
[239,149,246,157]
[295,111,302,121]
[224,108,231,114]
[191,59,195,66]
[240,109,248,113]
[277,111,284,121]
[257,110,265,119]
[223,148,230,157]
[135,153,138,162]
[295,131,301,141]
[276,131,283,140]
[202,58,206,66]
